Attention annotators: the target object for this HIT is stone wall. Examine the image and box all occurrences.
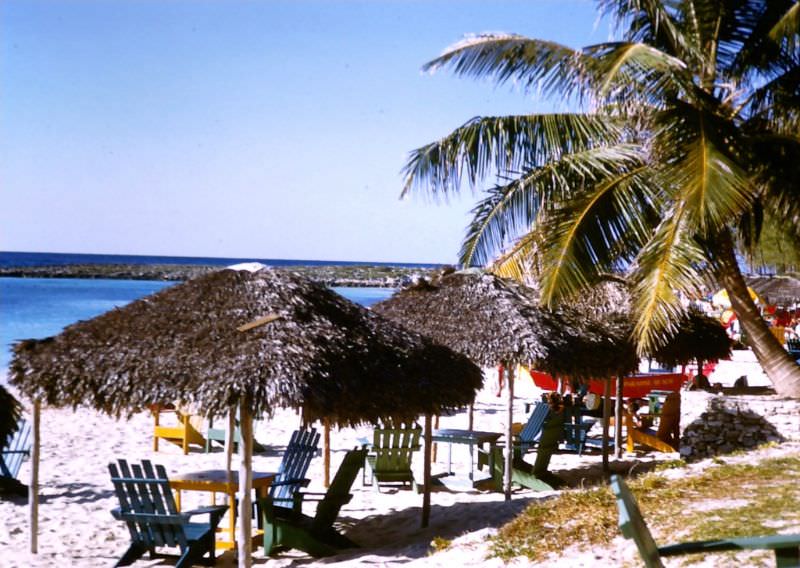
[678,391,800,461]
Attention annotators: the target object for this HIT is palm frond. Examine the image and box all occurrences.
[596,0,697,61]
[631,207,708,353]
[652,102,757,233]
[422,34,589,102]
[589,41,690,101]
[401,113,623,198]
[457,144,647,268]
[769,1,800,52]
[536,166,656,306]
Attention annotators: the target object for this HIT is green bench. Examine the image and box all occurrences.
[611,475,800,567]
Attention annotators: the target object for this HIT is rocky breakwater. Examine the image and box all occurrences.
[0,263,439,287]
[679,392,799,461]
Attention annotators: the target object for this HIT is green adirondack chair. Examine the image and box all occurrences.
[204,414,266,453]
[478,407,565,492]
[610,475,800,568]
[363,422,421,491]
[108,459,228,567]
[261,447,367,557]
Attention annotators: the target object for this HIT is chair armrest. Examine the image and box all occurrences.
[111,507,123,520]
[269,477,310,489]
[258,495,295,522]
[182,504,229,527]
[660,534,800,557]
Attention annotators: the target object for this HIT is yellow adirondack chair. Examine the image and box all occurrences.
[626,392,681,453]
[152,404,207,455]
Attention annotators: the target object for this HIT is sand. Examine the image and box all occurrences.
[0,364,795,568]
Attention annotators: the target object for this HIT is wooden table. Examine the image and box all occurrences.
[431,429,502,481]
[170,469,275,551]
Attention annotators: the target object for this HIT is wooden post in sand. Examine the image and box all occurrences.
[422,413,432,528]
[614,376,624,458]
[602,379,612,476]
[323,420,331,488]
[504,364,515,501]
[237,401,253,568]
[30,398,40,554]
[225,409,235,486]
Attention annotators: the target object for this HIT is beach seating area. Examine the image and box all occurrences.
[3,369,797,567]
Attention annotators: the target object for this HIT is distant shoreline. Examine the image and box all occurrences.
[0,263,441,288]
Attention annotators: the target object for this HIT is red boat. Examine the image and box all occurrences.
[526,369,688,399]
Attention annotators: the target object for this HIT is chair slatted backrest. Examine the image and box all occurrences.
[518,401,550,453]
[270,428,320,506]
[108,459,188,551]
[654,392,681,449]
[1,419,31,479]
[313,447,366,530]
[371,422,421,472]
[610,475,665,568]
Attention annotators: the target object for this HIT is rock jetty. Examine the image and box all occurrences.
[0,263,441,288]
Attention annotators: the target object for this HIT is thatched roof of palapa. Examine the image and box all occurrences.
[10,268,482,426]
[0,385,22,448]
[651,307,732,368]
[746,275,800,306]
[372,270,639,379]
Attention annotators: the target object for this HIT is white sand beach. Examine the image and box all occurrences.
[1,364,797,568]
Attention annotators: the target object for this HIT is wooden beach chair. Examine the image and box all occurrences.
[261,447,366,557]
[0,418,31,496]
[152,404,207,455]
[478,409,565,492]
[108,458,227,567]
[362,421,421,491]
[268,428,321,509]
[1,418,31,479]
[204,413,266,453]
[611,475,800,567]
[625,392,680,453]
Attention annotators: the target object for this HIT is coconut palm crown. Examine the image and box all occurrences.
[402,0,800,397]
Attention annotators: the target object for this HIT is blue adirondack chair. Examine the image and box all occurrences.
[611,475,800,567]
[261,447,366,557]
[268,428,321,509]
[108,459,228,567]
[1,418,31,480]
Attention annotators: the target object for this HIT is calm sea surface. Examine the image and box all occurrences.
[0,251,404,371]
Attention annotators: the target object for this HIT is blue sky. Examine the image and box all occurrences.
[2,0,611,264]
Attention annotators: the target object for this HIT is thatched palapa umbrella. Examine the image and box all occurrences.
[10,267,482,566]
[373,270,565,500]
[374,270,640,488]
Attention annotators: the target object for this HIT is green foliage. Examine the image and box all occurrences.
[404,0,800,356]
[486,454,800,563]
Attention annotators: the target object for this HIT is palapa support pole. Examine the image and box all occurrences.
[614,376,624,459]
[323,420,331,488]
[602,378,612,476]
[422,413,432,528]
[432,415,439,463]
[30,398,40,554]
[504,364,514,501]
[237,401,254,568]
[468,404,474,431]
[225,408,236,487]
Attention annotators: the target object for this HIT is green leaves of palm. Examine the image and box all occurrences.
[404,0,800,353]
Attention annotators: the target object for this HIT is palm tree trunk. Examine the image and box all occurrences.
[715,229,800,398]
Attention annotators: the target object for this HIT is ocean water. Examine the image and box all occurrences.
[0,277,393,372]
[0,250,440,269]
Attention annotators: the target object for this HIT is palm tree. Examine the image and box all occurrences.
[402,0,800,397]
